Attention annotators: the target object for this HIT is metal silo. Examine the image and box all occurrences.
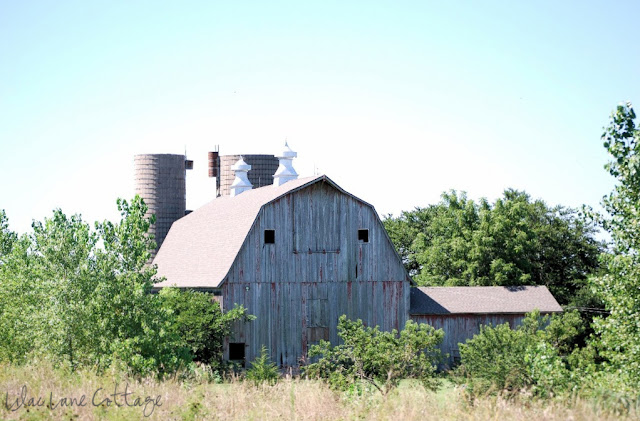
[218,154,279,196]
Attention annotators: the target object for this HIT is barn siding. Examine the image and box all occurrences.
[223,181,410,366]
[410,314,527,368]
[224,281,408,366]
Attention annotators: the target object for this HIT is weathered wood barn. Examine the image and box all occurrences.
[410,286,563,367]
[153,170,411,366]
[151,145,563,368]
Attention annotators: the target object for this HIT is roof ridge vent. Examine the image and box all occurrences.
[230,156,253,196]
[273,141,298,186]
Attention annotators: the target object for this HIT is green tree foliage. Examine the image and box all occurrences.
[383,190,602,305]
[305,315,443,395]
[0,210,17,259]
[246,345,280,386]
[0,223,37,362]
[158,287,254,367]
[457,310,584,397]
[0,196,191,375]
[30,210,99,369]
[588,102,640,387]
[383,206,437,276]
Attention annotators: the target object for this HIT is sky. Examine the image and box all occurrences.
[1,1,639,234]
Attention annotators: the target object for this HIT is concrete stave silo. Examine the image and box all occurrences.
[134,154,190,255]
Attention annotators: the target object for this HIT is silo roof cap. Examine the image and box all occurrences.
[231,157,251,171]
[277,141,297,159]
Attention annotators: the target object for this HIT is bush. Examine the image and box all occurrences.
[457,310,584,397]
[305,315,443,395]
[246,346,279,386]
[457,322,532,394]
[524,342,570,397]
[158,288,254,369]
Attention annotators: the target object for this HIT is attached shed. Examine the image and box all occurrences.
[410,286,563,367]
[153,175,411,367]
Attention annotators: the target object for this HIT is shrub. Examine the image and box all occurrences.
[539,309,584,354]
[158,288,254,368]
[246,345,279,386]
[457,322,532,393]
[305,315,443,395]
[524,342,570,397]
[457,310,584,397]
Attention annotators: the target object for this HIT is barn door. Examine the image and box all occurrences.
[306,284,329,345]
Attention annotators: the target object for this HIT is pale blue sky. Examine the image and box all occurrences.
[1,1,639,233]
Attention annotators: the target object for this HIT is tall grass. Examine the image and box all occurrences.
[0,363,636,420]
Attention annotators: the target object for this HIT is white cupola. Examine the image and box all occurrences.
[230,157,253,197]
[273,141,298,186]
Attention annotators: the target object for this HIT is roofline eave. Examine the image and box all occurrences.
[409,309,564,316]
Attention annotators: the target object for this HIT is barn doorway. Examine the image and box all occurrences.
[229,342,246,367]
[306,284,330,348]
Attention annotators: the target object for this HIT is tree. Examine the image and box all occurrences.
[89,196,190,374]
[305,316,443,395]
[0,196,191,375]
[383,190,602,305]
[0,210,17,260]
[383,206,438,276]
[0,222,39,363]
[588,101,640,387]
[29,210,98,369]
[158,287,254,367]
[412,191,479,286]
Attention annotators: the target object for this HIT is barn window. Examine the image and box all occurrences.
[358,229,369,243]
[229,343,245,364]
[264,229,275,244]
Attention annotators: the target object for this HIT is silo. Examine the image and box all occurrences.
[134,154,189,255]
[218,154,279,196]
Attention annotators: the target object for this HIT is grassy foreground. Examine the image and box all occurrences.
[0,364,636,420]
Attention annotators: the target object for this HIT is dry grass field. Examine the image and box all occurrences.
[0,364,637,420]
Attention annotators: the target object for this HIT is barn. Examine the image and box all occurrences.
[153,168,411,367]
[150,144,563,369]
[410,286,563,367]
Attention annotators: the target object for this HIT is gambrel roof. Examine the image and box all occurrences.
[410,286,563,315]
[153,175,387,289]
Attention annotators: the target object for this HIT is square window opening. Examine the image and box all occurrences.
[229,343,245,362]
[358,229,369,243]
[264,229,275,244]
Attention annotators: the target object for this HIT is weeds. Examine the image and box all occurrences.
[0,363,637,420]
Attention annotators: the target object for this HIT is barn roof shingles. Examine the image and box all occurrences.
[410,286,563,315]
[153,175,331,289]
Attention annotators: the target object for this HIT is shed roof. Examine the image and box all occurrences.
[153,175,370,289]
[410,286,563,315]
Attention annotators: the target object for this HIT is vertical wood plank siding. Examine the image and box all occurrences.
[223,181,410,366]
[409,314,528,368]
